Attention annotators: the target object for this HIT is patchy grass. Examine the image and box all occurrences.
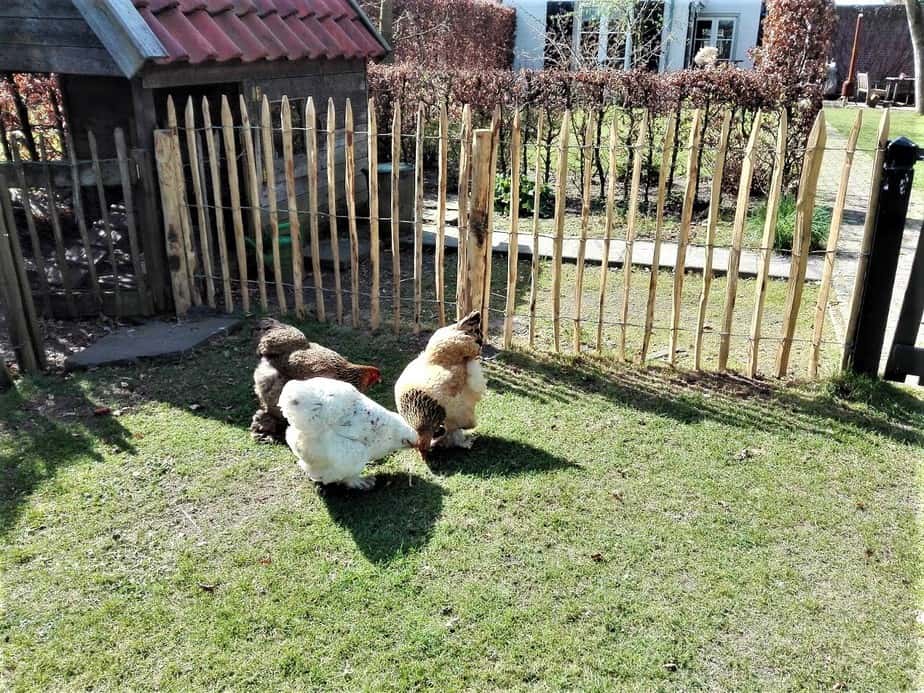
[2,319,922,690]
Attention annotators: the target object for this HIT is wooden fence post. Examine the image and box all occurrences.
[368,97,380,330]
[503,108,522,348]
[467,129,493,322]
[413,103,425,334]
[282,95,306,319]
[154,129,193,317]
[551,110,571,353]
[528,109,545,348]
[456,104,473,319]
[391,101,402,333]
[619,112,647,362]
[436,102,449,327]
[572,111,596,353]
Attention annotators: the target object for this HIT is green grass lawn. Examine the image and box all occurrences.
[2,318,923,690]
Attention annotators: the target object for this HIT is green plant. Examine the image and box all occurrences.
[748,194,832,252]
[494,174,555,218]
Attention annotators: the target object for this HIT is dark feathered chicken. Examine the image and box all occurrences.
[250,318,381,442]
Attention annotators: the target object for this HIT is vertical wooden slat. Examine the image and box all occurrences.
[166,98,199,306]
[221,96,250,313]
[638,114,677,363]
[87,129,121,316]
[468,129,493,320]
[305,98,325,321]
[572,111,596,354]
[239,95,268,312]
[436,101,449,326]
[114,127,151,314]
[413,102,425,334]
[326,98,343,323]
[717,110,763,371]
[669,108,704,365]
[64,132,100,309]
[153,129,192,316]
[184,99,216,308]
[619,112,648,361]
[281,95,305,318]
[528,109,545,348]
[0,189,41,372]
[503,108,522,348]
[10,146,52,315]
[482,105,501,334]
[596,112,619,353]
[551,109,571,353]
[367,97,379,329]
[261,95,286,313]
[776,110,827,377]
[202,100,233,312]
[390,101,402,333]
[456,104,473,319]
[808,110,862,378]
[842,108,890,371]
[746,110,788,377]
[344,98,360,327]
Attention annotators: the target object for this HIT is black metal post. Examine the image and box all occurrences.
[851,137,918,376]
[883,219,924,381]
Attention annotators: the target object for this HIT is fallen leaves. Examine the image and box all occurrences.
[93,406,111,417]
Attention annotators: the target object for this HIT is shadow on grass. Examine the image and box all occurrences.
[0,381,135,537]
[426,435,578,477]
[487,349,924,447]
[319,472,446,564]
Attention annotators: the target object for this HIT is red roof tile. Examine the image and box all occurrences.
[133,0,386,65]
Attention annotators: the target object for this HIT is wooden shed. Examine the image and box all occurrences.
[0,0,389,312]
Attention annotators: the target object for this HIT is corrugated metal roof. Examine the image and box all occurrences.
[132,0,387,65]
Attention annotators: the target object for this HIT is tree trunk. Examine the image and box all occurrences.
[905,0,924,115]
[2,73,38,160]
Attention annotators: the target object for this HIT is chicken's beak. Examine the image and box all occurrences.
[416,433,433,460]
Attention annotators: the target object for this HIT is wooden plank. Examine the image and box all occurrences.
[345,98,360,327]
[572,111,596,354]
[717,110,763,372]
[114,127,151,314]
[88,129,121,317]
[367,97,380,330]
[154,129,192,316]
[9,146,52,315]
[808,110,862,378]
[41,160,77,318]
[456,104,473,320]
[281,96,306,318]
[166,97,200,306]
[64,131,100,308]
[413,102,425,334]
[842,109,890,371]
[0,45,120,77]
[436,102,449,327]
[503,108,522,348]
[596,112,619,353]
[638,115,677,363]
[482,105,501,334]
[391,101,401,333]
[669,108,704,365]
[528,109,545,348]
[551,109,571,353]
[776,110,827,377]
[221,95,250,314]
[619,112,648,361]
[747,111,788,377]
[261,95,286,313]
[240,94,268,312]
[468,129,493,323]
[0,185,40,373]
[202,101,233,312]
[327,98,343,324]
[184,99,215,309]
[0,159,131,189]
[305,97,325,321]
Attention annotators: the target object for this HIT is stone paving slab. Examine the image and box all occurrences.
[65,316,241,370]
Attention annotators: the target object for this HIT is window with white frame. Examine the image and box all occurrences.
[570,1,661,69]
[691,16,736,62]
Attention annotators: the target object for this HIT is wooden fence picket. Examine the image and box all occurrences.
[114,127,151,314]
[572,111,596,353]
[9,146,52,315]
[596,114,619,353]
[717,110,763,371]
[639,115,677,363]
[64,132,100,309]
[413,102,425,334]
[437,102,449,327]
[327,98,342,323]
[456,104,473,319]
[166,98,199,307]
[503,108,522,348]
[306,98,325,321]
[153,128,192,316]
[391,101,402,333]
[551,109,571,353]
[281,96,306,318]
[468,129,493,320]
[262,95,286,313]
[669,108,703,365]
[482,105,501,334]
[776,110,826,377]
[528,109,545,348]
[221,96,249,313]
[809,109,862,378]
[202,100,233,311]
[239,95,268,311]
[184,99,215,308]
[619,112,647,361]
[345,98,360,327]
[747,111,788,377]
[368,97,380,329]
[88,129,121,316]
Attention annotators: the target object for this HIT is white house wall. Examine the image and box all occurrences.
[506,0,549,70]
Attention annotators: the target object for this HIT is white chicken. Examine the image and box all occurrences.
[279,377,419,490]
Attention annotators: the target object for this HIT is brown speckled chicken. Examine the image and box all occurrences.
[251,319,381,442]
[395,311,486,457]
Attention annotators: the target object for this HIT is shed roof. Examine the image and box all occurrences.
[133,0,388,66]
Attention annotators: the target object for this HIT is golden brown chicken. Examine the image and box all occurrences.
[251,318,381,442]
[394,311,486,457]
